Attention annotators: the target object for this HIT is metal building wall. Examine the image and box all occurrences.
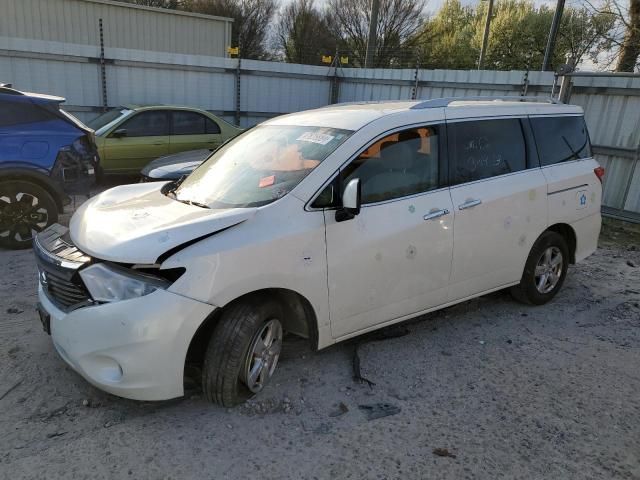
[1,0,232,57]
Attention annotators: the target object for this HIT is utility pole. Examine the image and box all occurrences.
[364,0,380,68]
[98,18,108,111]
[542,0,566,71]
[478,0,494,70]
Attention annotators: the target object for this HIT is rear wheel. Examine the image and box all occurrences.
[511,231,569,305]
[0,180,58,249]
[202,297,284,406]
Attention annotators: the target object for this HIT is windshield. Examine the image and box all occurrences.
[174,125,352,208]
[87,108,132,134]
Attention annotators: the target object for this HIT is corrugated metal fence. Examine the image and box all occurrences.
[1,39,639,221]
[1,0,232,57]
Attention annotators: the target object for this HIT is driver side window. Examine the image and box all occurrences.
[342,126,440,204]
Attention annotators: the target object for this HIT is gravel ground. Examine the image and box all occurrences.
[0,215,639,479]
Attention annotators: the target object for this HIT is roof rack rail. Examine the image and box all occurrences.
[411,96,559,109]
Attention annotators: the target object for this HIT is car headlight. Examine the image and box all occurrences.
[79,263,170,303]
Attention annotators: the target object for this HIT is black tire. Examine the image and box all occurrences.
[202,297,284,407]
[95,166,105,185]
[511,231,569,305]
[0,180,59,250]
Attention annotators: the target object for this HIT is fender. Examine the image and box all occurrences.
[0,166,67,209]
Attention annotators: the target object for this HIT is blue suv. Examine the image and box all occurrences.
[0,85,98,249]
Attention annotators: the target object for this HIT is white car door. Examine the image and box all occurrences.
[320,125,454,339]
[446,117,548,302]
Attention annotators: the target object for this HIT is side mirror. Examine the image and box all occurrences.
[111,128,127,138]
[336,178,361,222]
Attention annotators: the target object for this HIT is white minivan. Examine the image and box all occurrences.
[34,97,603,406]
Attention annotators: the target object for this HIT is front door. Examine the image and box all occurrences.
[169,110,224,154]
[446,117,548,301]
[101,110,170,173]
[323,125,454,339]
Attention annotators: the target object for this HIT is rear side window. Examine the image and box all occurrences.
[530,116,591,166]
[206,118,221,134]
[448,118,526,185]
[0,99,57,127]
[171,111,221,135]
[172,111,204,135]
[120,111,169,137]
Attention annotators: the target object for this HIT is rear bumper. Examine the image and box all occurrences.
[50,150,98,196]
[572,212,601,262]
[38,284,215,401]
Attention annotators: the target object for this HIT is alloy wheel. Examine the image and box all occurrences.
[0,192,49,243]
[534,246,563,294]
[241,318,283,393]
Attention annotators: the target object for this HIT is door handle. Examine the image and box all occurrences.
[423,208,450,221]
[151,142,166,146]
[458,199,482,210]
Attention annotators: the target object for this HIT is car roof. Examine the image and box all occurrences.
[0,86,65,104]
[265,97,583,131]
[123,104,211,113]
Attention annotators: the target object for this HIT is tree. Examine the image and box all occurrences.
[557,6,617,70]
[326,0,426,67]
[476,0,549,70]
[616,0,640,71]
[118,0,182,7]
[616,0,640,72]
[417,0,478,69]
[183,0,277,60]
[583,0,640,71]
[276,0,337,64]
[416,0,615,71]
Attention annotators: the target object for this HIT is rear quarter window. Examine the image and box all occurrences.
[0,99,57,127]
[530,116,592,166]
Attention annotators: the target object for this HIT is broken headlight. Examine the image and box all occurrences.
[79,263,170,303]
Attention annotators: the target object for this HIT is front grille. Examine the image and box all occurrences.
[43,269,91,308]
[33,224,92,310]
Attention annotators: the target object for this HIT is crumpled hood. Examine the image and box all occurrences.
[70,182,256,264]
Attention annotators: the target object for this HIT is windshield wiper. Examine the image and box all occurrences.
[175,198,210,209]
[161,174,210,208]
[162,174,187,196]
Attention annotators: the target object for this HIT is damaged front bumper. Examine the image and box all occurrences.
[38,282,215,401]
[33,224,216,401]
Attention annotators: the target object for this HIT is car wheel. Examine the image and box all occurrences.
[202,297,284,406]
[0,180,59,250]
[511,231,569,305]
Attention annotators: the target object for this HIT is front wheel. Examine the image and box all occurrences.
[0,180,59,249]
[511,231,569,305]
[202,297,284,406]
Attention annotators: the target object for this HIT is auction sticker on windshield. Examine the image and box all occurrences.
[259,175,276,188]
[297,132,335,145]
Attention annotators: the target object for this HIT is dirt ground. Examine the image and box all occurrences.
[1,214,639,479]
